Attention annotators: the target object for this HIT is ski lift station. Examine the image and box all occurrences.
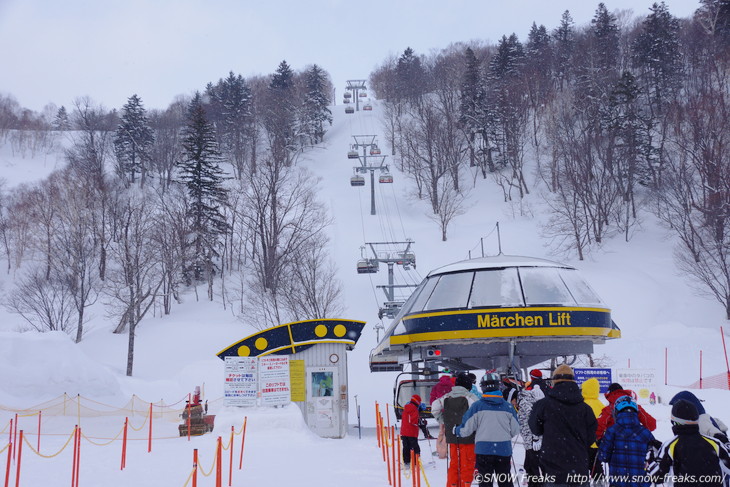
[369,254,621,376]
[218,319,365,439]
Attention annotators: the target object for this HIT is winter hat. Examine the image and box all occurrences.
[455,373,472,389]
[607,383,623,394]
[503,387,518,403]
[671,399,699,425]
[529,369,543,379]
[669,391,706,415]
[552,364,575,383]
[467,373,477,384]
[480,373,501,392]
[411,394,422,404]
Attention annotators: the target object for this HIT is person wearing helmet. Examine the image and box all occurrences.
[455,372,520,487]
[528,365,597,486]
[596,383,655,442]
[647,399,730,487]
[597,396,658,487]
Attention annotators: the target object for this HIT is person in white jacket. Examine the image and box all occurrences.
[431,373,477,487]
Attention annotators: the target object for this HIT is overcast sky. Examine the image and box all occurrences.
[0,0,701,113]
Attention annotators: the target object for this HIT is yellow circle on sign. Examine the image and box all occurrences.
[237,345,250,357]
[255,337,268,350]
[639,388,650,399]
[315,325,328,337]
[334,324,347,337]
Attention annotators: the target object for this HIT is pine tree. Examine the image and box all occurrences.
[396,47,427,103]
[114,94,154,187]
[52,106,70,131]
[590,3,620,77]
[300,64,332,145]
[264,60,297,167]
[178,92,229,286]
[552,10,576,90]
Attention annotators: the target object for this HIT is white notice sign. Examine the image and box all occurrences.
[259,356,291,406]
[224,357,258,407]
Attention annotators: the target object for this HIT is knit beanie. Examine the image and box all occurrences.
[552,364,575,383]
[411,394,422,404]
[455,373,472,389]
[671,399,699,425]
[607,383,623,393]
[529,369,543,379]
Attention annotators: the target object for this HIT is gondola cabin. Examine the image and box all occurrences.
[345,106,354,114]
[350,174,365,186]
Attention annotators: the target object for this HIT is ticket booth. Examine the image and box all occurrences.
[217,319,365,438]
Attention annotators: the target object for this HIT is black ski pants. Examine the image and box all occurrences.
[401,435,420,465]
[475,454,513,487]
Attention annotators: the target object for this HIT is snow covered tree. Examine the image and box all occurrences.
[52,106,70,131]
[299,64,332,145]
[396,47,427,104]
[114,94,154,187]
[178,92,229,292]
[263,60,297,168]
[552,10,576,91]
[459,47,493,175]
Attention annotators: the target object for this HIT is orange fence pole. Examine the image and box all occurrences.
[397,435,402,487]
[375,402,381,448]
[387,405,391,430]
[386,426,392,486]
[121,417,128,470]
[37,411,41,452]
[4,437,11,487]
[410,451,415,487]
[13,431,21,487]
[12,415,17,462]
[416,453,421,487]
[193,449,198,487]
[380,414,386,462]
[216,436,222,487]
[238,417,247,470]
[148,402,153,453]
[7,418,12,465]
[229,426,234,487]
[75,427,80,487]
[71,426,78,487]
[391,426,396,486]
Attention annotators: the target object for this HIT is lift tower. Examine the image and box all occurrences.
[351,135,388,215]
[358,240,418,319]
[346,80,367,111]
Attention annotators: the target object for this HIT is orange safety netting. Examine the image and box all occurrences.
[687,371,730,390]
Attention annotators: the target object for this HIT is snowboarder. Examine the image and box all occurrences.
[455,372,520,487]
[432,372,477,487]
[669,390,729,443]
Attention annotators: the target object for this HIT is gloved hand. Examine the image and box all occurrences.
[715,433,729,444]
[532,438,542,451]
[452,425,458,437]
[418,402,427,412]
[649,439,663,451]
[418,418,427,428]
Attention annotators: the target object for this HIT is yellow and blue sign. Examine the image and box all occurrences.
[217,319,366,359]
[390,307,619,345]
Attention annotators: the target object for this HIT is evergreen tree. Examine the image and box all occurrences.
[178,93,229,287]
[552,10,576,90]
[525,23,554,109]
[52,106,70,131]
[300,64,332,145]
[396,47,427,103]
[264,60,297,167]
[590,3,621,75]
[459,47,490,172]
[114,94,154,187]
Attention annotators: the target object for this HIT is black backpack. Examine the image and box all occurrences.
[443,396,475,444]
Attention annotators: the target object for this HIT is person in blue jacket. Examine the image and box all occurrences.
[597,396,658,487]
[455,372,520,487]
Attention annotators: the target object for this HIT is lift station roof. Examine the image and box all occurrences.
[369,254,620,373]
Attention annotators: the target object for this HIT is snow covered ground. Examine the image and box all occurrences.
[1,96,730,486]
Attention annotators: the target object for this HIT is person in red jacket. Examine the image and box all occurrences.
[596,383,656,441]
[401,394,422,467]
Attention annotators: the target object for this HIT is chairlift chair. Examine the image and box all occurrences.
[356,258,379,274]
[343,98,350,104]
[379,173,393,184]
[348,150,359,159]
[350,174,365,186]
[345,106,354,114]
[363,104,373,111]
[359,92,367,97]
[370,145,381,155]
[344,92,352,99]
